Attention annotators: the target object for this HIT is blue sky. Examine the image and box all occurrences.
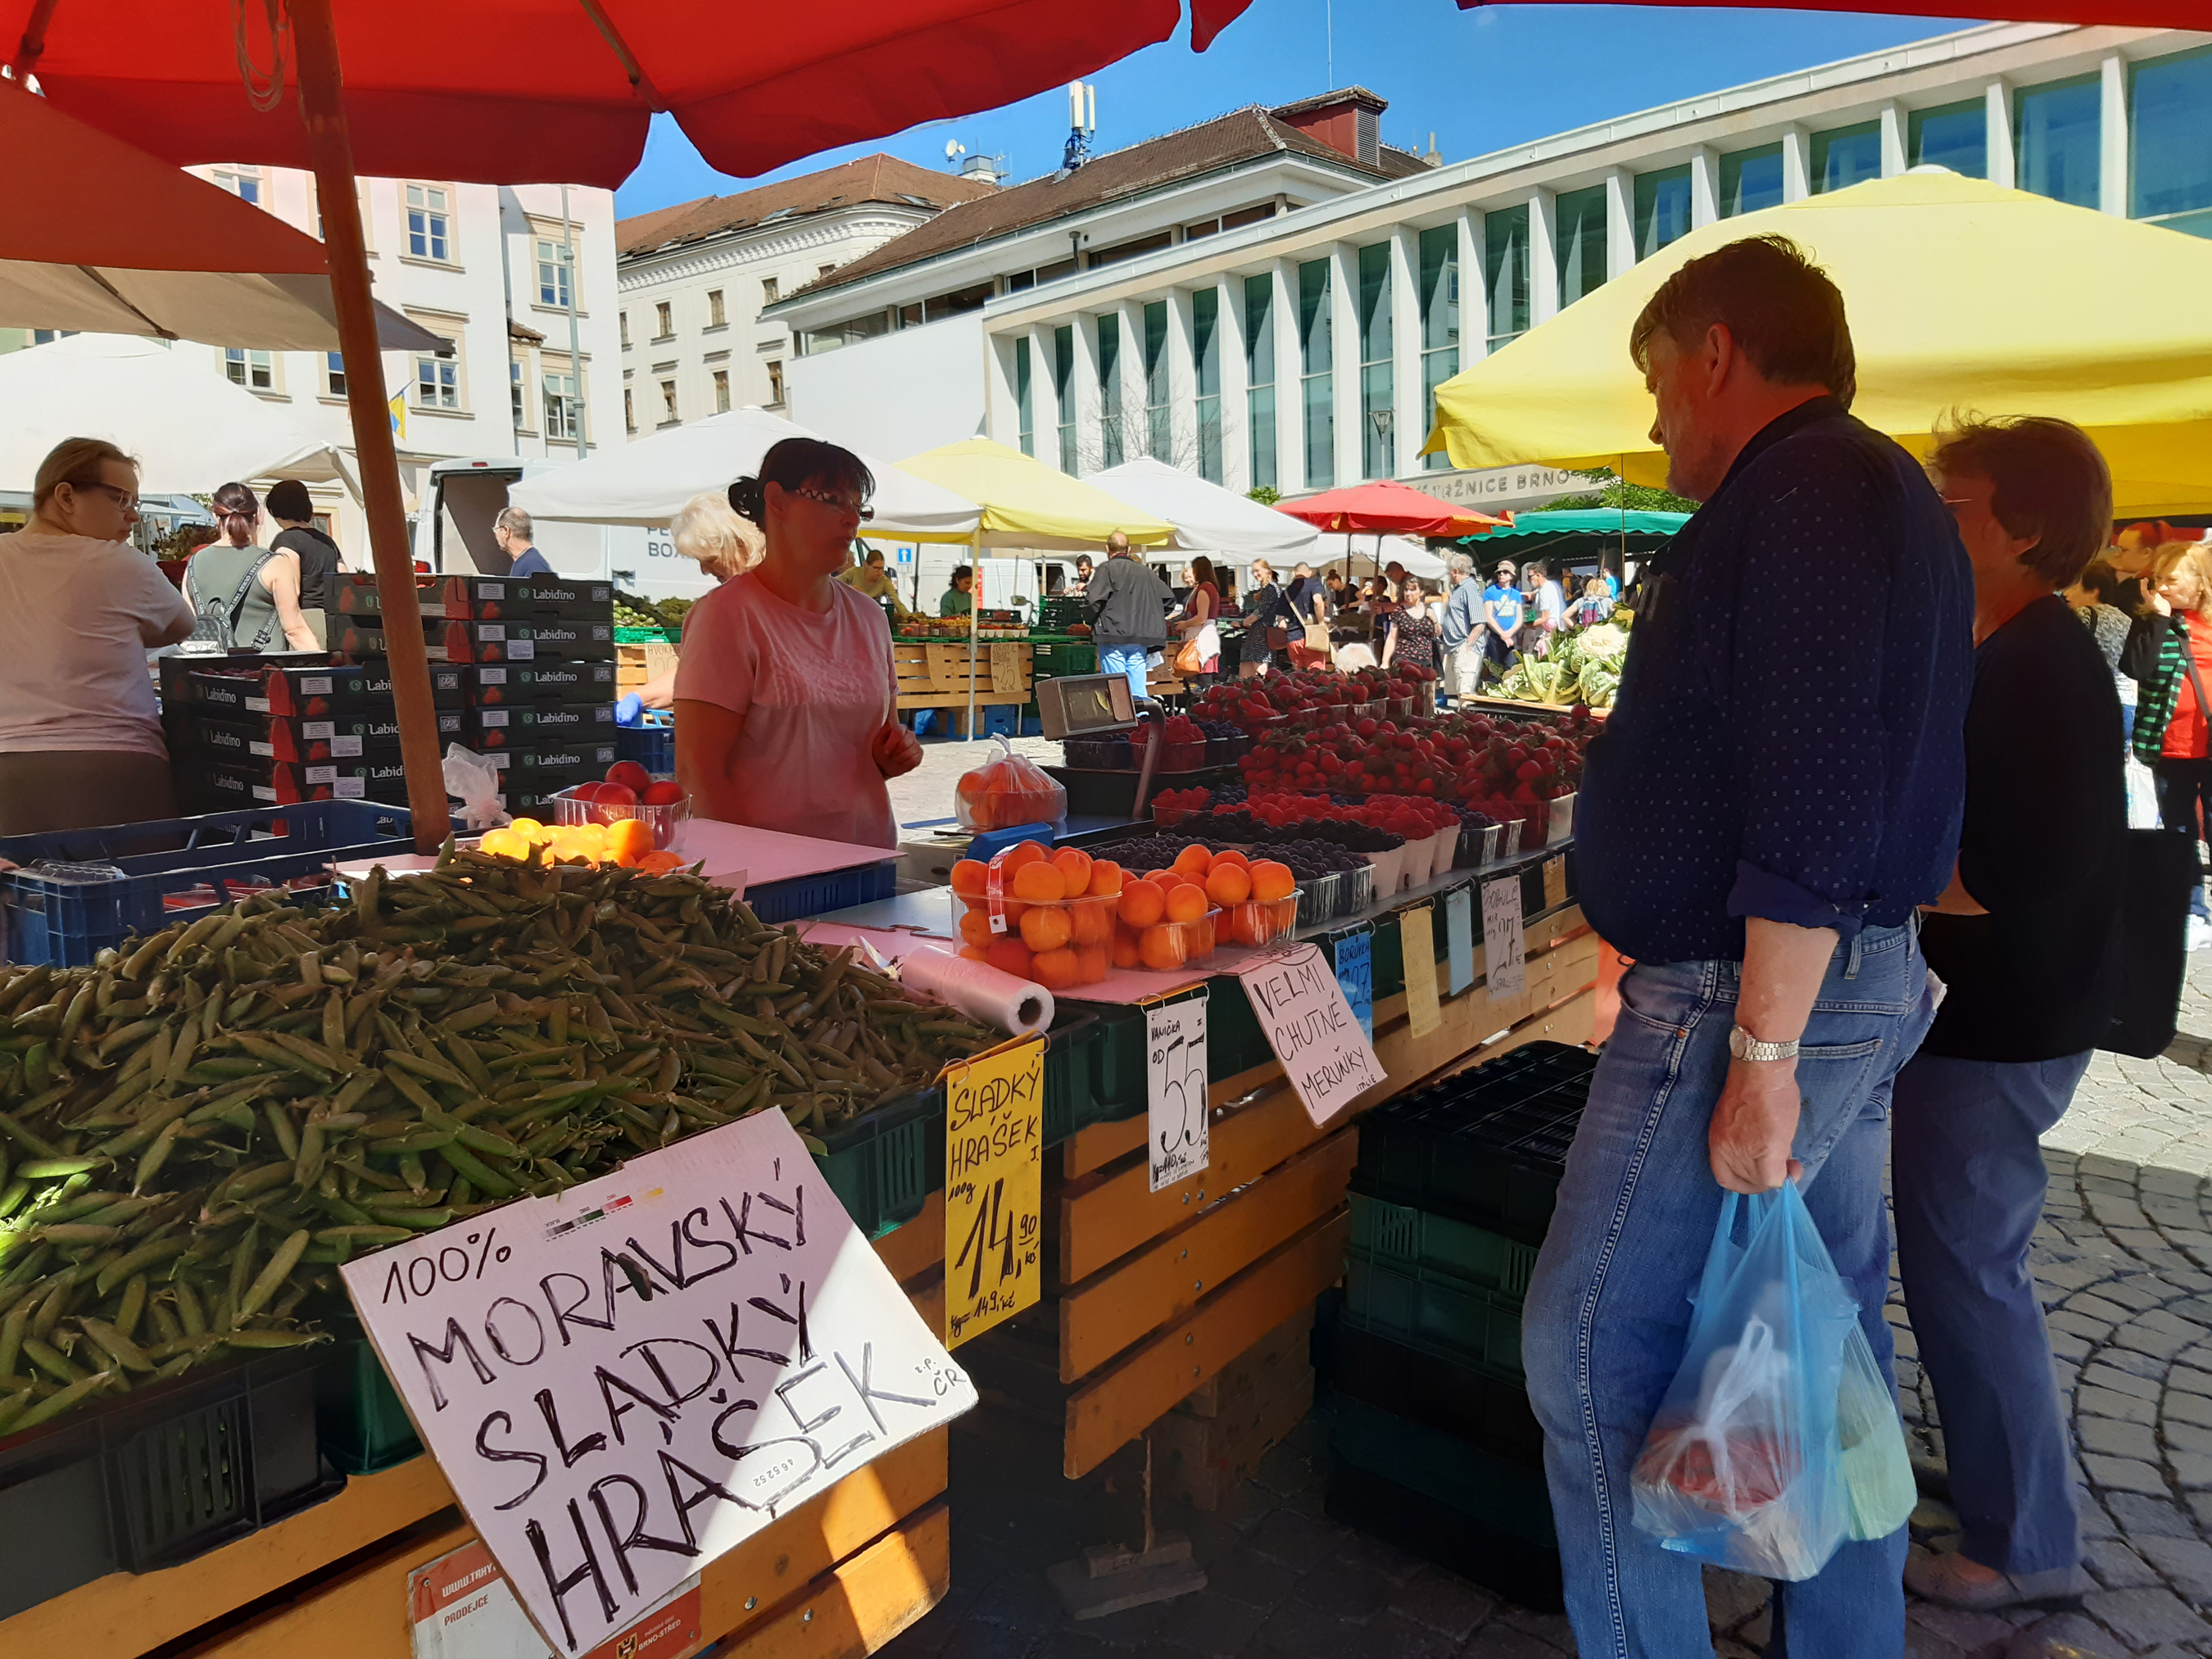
[614,2,1976,219]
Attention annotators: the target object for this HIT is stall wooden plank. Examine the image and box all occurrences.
[1057,1129,1357,1380]
[165,1430,950,1659]
[700,1499,950,1659]
[873,1191,946,1283]
[0,1454,458,1659]
[1063,1208,1349,1478]
[905,1262,948,1341]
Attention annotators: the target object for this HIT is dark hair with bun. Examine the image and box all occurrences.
[727,437,875,527]
[211,482,259,548]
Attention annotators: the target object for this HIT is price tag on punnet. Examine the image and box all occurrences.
[1146,990,1210,1194]
[1236,941,1385,1128]
[340,1108,976,1659]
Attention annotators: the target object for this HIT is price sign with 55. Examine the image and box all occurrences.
[1147,994,1209,1193]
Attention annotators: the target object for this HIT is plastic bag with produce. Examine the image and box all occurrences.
[954,734,1068,832]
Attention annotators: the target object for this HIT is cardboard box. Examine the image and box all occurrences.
[182,710,457,765]
[462,703,615,749]
[465,661,617,705]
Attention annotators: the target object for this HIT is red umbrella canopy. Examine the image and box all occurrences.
[2,0,1257,188]
[1275,478,1506,539]
[1462,0,2202,20]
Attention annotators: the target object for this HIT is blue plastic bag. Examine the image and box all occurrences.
[1630,1183,1906,1580]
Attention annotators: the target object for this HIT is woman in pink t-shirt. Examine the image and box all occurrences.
[673,439,922,848]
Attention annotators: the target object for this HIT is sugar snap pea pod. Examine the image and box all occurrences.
[35,1224,121,1247]
[0,1180,27,1221]
[147,1298,182,1346]
[175,1277,206,1336]
[0,1299,25,1379]
[387,1049,469,1090]
[134,1121,183,1197]
[233,1033,329,1086]
[224,1224,261,1323]
[369,1130,456,1154]
[0,1111,59,1161]
[23,1335,88,1385]
[114,1274,147,1341]
[434,1141,517,1199]
[265,1030,353,1074]
[237,1229,309,1321]
[0,1383,35,1435]
[54,983,95,1050]
[224,1328,328,1349]
[18,1157,107,1181]
[262,1101,300,1163]
[313,1225,413,1245]
[78,1316,153,1373]
[9,1368,111,1431]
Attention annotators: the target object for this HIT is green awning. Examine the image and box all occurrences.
[1460,507,1688,563]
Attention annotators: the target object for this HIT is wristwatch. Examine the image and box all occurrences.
[1729,1026,1799,1063]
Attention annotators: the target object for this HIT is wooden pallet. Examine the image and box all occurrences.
[1156,1340,1317,1511]
[893,641,1033,715]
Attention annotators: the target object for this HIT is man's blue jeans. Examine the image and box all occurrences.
[1099,644,1149,708]
[1523,924,1937,1659]
[1891,1049,2091,1579]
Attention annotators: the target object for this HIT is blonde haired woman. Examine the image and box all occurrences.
[0,437,195,832]
[2128,542,2212,940]
[638,494,764,710]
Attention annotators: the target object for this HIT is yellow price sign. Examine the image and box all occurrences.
[943,1034,1045,1348]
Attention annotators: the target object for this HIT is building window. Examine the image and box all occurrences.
[924,282,992,323]
[1054,326,1077,474]
[625,387,637,434]
[30,329,75,345]
[801,311,889,356]
[818,264,836,279]
[324,353,347,397]
[714,369,731,413]
[1356,243,1393,481]
[213,166,262,205]
[1484,204,1530,351]
[1720,143,1785,216]
[1298,257,1333,490]
[406,184,451,261]
[511,360,527,429]
[762,277,780,305]
[1097,311,1123,470]
[766,360,784,407]
[1631,167,1691,264]
[416,350,458,410]
[1910,99,1987,178]
[1015,337,1034,458]
[660,380,678,424]
[1811,121,1882,194]
[1193,288,1222,485]
[536,239,572,309]
[1555,185,1607,312]
[619,311,629,347]
[1142,301,1172,464]
[1417,225,1458,474]
[1244,274,1276,493]
[545,370,579,442]
[224,349,274,392]
[654,301,673,339]
[2133,46,2212,237]
[707,289,727,328]
[1090,230,1174,270]
[2016,75,2101,209]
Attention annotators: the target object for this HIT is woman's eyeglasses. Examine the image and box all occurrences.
[789,486,873,523]
[69,481,139,513]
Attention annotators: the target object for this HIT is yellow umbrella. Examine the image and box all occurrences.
[1426,170,2212,516]
[897,438,1174,550]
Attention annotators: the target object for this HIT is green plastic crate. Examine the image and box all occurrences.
[1348,1194,1539,1304]
[1042,1009,1100,1145]
[1085,1003,1149,1122]
[315,1336,422,1475]
[1344,1249,1525,1378]
[815,1087,941,1237]
[1204,976,1272,1082]
[1330,1396,1557,1548]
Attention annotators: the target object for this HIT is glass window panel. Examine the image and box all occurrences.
[1720,144,1784,216]
[1016,337,1034,457]
[2133,47,2212,224]
[1633,166,1693,260]
[1193,288,1220,400]
[2016,76,2101,209]
[1909,100,1987,178]
[1484,205,1529,350]
[1299,258,1334,489]
[1556,185,1607,309]
[1417,224,1457,352]
[1055,325,1077,474]
[1097,312,1122,469]
[1811,122,1882,194]
[1357,242,1392,365]
[1298,259,1332,374]
[1244,273,1274,386]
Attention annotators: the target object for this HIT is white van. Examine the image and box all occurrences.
[411,457,713,605]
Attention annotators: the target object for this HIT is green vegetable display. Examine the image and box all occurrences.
[0,850,993,1433]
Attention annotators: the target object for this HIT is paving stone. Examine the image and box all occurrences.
[2001,1611,2121,1659]
[2133,1534,2212,1604]
[1453,1629,1569,1659]
[2169,1366,2212,1398]
[1249,1607,1367,1659]
[2079,1386,2161,1426]
[2048,1311,2115,1341]
[1285,1562,1400,1620]
[1152,1591,1269,1657]
[2082,1586,2212,1648]
[2083,1538,2163,1589]
[2080,1365,2164,1403]
[1912,1498,1965,1538]
[1389,1568,1498,1641]
[1702,1566,1770,1630]
[1911,1603,2029,1656]
[2099,1346,2173,1381]
[2164,1420,2212,1457]
[2104,1490,2196,1538]
[2169,1451,2212,1489]
[2048,1330,2093,1362]
[1245,1511,1344,1575]
[2115,1321,2202,1362]
[1198,1548,1300,1611]
[2168,1391,2212,1430]
[2078,1418,2160,1461]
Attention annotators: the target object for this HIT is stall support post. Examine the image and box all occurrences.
[966,529,981,738]
[291,0,450,854]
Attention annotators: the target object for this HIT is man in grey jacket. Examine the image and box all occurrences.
[1086,532,1172,705]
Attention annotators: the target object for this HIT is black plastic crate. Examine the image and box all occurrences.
[1330,1395,1556,1548]
[0,1416,110,1619]
[315,1335,423,1476]
[1351,1042,1596,1246]
[1326,1460,1562,1613]
[1328,1321,1543,1468]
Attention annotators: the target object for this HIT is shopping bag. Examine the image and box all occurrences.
[1837,1320,1915,1541]
[1630,1184,1862,1580]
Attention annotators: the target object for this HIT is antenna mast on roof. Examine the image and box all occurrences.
[1063,80,1096,170]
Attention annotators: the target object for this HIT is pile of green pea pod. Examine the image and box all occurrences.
[0,842,996,1435]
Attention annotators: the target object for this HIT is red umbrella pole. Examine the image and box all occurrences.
[292,0,448,853]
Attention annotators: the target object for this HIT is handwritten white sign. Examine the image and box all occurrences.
[1147,995,1210,1192]
[1236,943,1386,1126]
[1483,875,1526,999]
[342,1110,975,1658]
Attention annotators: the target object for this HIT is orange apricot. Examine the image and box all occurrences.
[1248,860,1297,903]
[959,944,989,961]
[1009,861,1066,903]
[1204,863,1253,906]
[998,840,1048,873]
[1086,859,1124,897]
[1075,943,1110,982]
[950,859,988,898]
[1030,947,1082,990]
[1069,899,1113,946]
[1117,882,1166,928]
[1050,847,1093,893]
[1172,844,1213,878]
[1164,884,1208,925]
[1138,924,1188,971]
[1019,904,1073,953]
[959,907,996,947]
[636,850,686,875]
[1208,847,1249,872]
[1111,930,1143,969]
[605,818,655,867]
[984,936,1034,979]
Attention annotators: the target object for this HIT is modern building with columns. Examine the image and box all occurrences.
[771,20,2210,506]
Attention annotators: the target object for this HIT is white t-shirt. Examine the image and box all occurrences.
[673,572,900,849]
[0,533,195,758]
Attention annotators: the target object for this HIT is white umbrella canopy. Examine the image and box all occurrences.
[508,406,981,542]
[1311,533,1447,581]
[1085,456,1319,564]
[0,333,360,495]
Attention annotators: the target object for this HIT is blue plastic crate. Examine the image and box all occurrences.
[745,860,898,926]
[616,723,674,774]
[0,800,442,968]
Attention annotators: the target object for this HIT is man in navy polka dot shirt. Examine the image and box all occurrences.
[1522,235,1973,1659]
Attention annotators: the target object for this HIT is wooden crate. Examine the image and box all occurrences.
[1156,1354,1316,1510]
[893,641,1033,714]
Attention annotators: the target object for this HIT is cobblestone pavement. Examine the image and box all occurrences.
[879,957,2212,1659]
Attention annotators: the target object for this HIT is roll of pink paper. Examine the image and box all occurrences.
[899,945,1054,1037]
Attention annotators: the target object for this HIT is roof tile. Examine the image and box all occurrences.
[615,154,995,258]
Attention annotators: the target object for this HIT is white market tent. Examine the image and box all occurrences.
[0,333,359,494]
[506,406,981,542]
[1086,456,1318,565]
[1311,533,1447,581]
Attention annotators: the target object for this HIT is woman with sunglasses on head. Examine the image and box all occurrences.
[674,438,921,849]
[0,437,196,832]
